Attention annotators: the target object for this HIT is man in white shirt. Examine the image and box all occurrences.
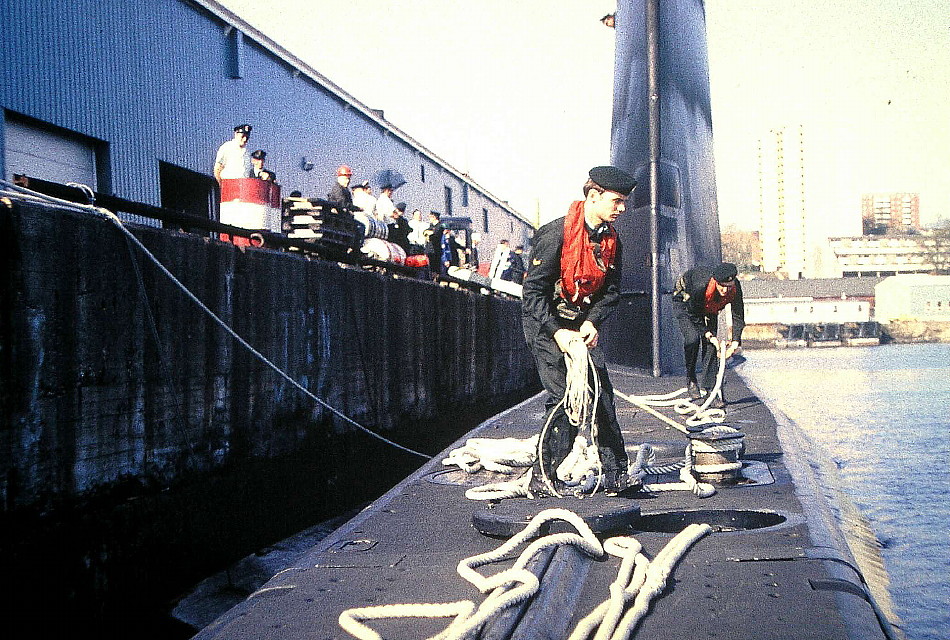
[214,124,252,183]
[374,184,396,221]
[488,239,512,280]
[351,180,377,216]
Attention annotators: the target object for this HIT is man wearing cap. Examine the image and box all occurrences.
[522,165,636,497]
[671,262,746,408]
[351,180,377,216]
[214,124,253,184]
[328,165,354,210]
[250,149,275,181]
[387,202,411,254]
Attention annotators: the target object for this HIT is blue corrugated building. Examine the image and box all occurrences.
[1,0,532,246]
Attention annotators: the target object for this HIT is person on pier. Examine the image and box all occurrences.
[521,165,636,498]
[250,149,276,182]
[213,124,253,184]
[327,164,354,211]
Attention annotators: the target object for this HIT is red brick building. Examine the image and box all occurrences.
[862,192,920,234]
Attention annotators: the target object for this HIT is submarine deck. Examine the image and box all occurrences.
[192,367,896,640]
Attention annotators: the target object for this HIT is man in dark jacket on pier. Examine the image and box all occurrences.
[672,262,745,408]
[387,202,411,254]
[522,165,636,498]
[327,164,354,211]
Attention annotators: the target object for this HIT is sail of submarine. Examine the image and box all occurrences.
[603,0,723,375]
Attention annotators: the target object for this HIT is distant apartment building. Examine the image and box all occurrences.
[828,233,940,277]
[861,192,920,234]
[758,126,806,279]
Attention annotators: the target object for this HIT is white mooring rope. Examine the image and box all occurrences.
[338,509,603,640]
[0,179,431,460]
[444,336,745,501]
[337,508,711,640]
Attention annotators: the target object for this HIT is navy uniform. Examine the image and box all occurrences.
[387,202,411,254]
[522,166,636,497]
[672,262,745,404]
[250,149,276,181]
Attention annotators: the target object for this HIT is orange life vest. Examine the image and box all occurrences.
[558,200,617,307]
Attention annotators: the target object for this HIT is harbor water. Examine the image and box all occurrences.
[736,343,950,640]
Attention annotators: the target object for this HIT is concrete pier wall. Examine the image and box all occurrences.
[0,198,538,633]
[1,198,537,508]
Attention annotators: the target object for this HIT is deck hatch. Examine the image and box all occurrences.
[632,509,796,534]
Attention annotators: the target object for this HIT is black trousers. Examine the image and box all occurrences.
[673,303,719,390]
[523,318,628,488]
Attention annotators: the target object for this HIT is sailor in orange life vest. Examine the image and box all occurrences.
[522,165,637,498]
[671,262,746,409]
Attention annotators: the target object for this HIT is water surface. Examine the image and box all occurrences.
[738,343,950,640]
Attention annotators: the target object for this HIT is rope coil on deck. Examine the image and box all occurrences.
[447,339,732,501]
[337,509,712,640]
[442,436,539,474]
[568,523,712,640]
[338,509,604,640]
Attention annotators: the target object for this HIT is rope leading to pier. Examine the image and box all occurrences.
[1,180,432,460]
[337,508,711,640]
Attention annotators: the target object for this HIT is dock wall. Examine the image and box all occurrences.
[0,197,538,632]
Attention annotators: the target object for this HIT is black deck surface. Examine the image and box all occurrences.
[192,368,893,640]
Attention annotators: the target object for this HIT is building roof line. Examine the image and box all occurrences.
[190,0,529,223]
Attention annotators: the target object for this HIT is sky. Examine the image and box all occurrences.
[216,0,950,235]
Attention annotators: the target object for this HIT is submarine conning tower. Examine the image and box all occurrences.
[604,0,723,374]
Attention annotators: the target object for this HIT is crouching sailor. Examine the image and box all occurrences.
[672,262,746,409]
[522,165,636,498]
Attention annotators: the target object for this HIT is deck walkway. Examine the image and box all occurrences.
[193,367,897,640]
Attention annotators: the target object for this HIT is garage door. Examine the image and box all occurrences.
[5,118,98,190]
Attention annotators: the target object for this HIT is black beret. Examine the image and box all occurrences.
[589,165,637,196]
[712,262,738,283]
[395,202,407,212]
[250,149,266,159]
[234,124,252,134]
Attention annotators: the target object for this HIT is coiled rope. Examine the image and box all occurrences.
[338,509,712,640]
[338,509,603,640]
[689,425,744,475]
[534,338,604,498]
[0,180,431,460]
[451,338,616,500]
[337,508,711,640]
[446,437,717,500]
[442,436,539,474]
[443,334,743,500]
[568,523,713,640]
